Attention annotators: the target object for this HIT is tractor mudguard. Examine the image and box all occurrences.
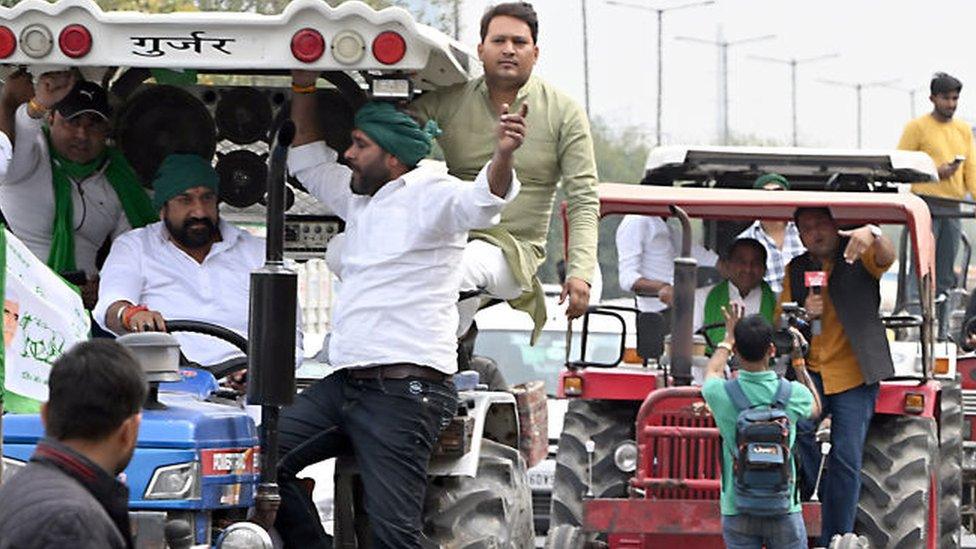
[427,390,519,478]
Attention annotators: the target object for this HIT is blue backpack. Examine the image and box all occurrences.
[723,378,794,516]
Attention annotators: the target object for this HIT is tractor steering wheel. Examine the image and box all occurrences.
[165,320,249,380]
[695,322,725,353]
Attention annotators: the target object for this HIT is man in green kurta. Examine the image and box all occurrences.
[412,2,599,339]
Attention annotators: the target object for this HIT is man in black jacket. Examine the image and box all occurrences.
[0,339,146,549]
[778,207,895,545]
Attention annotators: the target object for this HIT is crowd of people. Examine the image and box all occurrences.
[0,0,969,547]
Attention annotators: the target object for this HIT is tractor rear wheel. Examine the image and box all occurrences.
[856,414,938,548]
[939,375,964,549]
[549,399,639,536]
[544,524,585,549]
[421,439,533,548]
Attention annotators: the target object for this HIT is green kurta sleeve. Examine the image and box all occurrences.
[557,101,599,283]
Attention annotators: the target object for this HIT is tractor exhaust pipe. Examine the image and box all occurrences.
[669,205,697,386]
[247,120,298,530]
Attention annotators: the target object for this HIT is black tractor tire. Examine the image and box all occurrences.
[856,414,939,549]
[549,399,640,536]
[468,356,509,392]
[544,524,585,549]
[828,533,872,548]
[940,375,964,549]
[421,439,534,548]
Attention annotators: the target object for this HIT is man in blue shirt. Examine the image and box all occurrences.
[702,305,821,548]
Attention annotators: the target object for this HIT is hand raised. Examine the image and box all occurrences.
[34,71,76,110]
[496,102,528,156]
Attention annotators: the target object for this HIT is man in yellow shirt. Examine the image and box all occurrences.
[897,72,975,309]
[778,207,895,546]
[412,2,599,340]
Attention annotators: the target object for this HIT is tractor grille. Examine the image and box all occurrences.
[641,413,721,499]
[532,489,551,535]
[963,389,976,416]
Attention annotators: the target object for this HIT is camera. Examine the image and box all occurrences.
[772,302,810,356]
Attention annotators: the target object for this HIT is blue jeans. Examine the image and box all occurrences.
[722,512,807,549]
[796,371,879,546]
[274,369,458,549]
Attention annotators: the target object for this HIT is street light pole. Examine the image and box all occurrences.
[879,84,925,119]
[606,0,713,146]
[676,32,776,145]
[750,53,838,146]
[819,78,899,148]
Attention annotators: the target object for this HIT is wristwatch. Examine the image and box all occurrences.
[716,341,733,354]
[866,224,882,240]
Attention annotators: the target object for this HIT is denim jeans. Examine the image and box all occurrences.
[907,215,960,317]
[722,512,807,549]
[796,371,879,546]
[274,369,458,549]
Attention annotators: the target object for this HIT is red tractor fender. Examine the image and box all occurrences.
[557,367,662,400]
[874,379,940,418]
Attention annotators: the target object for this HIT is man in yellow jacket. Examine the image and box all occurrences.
[897,72,976,311]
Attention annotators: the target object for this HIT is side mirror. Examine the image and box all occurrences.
[637,312,666,361]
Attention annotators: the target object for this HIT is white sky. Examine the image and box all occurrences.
[451,0,976,149]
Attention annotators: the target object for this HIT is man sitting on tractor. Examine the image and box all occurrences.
[92,153,303,367]
[780,207,895,545]
[695,238,776,354]
[276,70,523,547]
[703,306,820,549]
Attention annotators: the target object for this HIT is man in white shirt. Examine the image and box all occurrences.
[275,69,522,548]
[616,215,719,312]
[93,153,302,366]
[0,71,156,308]
[694,238,776,353]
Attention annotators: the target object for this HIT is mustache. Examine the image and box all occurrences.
[183,217,216,231]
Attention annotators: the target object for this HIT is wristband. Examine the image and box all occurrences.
[716,341,733,354]
[122,305,148,331]
[27,97,48,118]
[291,83,317,94]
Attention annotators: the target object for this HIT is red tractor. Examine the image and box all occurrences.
[547,147,963,548]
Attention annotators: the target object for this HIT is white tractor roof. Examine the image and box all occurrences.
[0,0,480,89]
[644,145,938,185]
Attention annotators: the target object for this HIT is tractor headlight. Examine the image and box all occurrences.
[216,522,273,549]
[613,440,638,473]
[144,461,200,500]
[1,456,26,484]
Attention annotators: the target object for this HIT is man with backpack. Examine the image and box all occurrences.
[702,305,821,548]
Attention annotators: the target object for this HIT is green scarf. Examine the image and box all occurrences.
[703,279,776,354]
[45,128,157,273]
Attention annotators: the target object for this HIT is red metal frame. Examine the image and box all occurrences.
[582,386,822,547]
[958,356,976,390]
[557,368,661,400]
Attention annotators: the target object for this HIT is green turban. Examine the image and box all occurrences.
[152,154,220,210]
[753,173,790,190]
[354,102,440,167]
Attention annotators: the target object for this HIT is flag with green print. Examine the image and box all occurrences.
[1,227,89,413]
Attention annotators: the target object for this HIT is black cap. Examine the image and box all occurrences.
[53,80,111,121]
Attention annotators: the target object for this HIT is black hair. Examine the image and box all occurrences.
[931,72,963,95]
[45,340,147,441]
[480,2,539,44]
[724,237,767,264]
[793,206,833,225]
[733,314,774,362]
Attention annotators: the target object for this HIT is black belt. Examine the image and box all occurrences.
[346,363,448,382]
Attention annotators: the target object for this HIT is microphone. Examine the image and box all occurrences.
[804,266,826,336]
